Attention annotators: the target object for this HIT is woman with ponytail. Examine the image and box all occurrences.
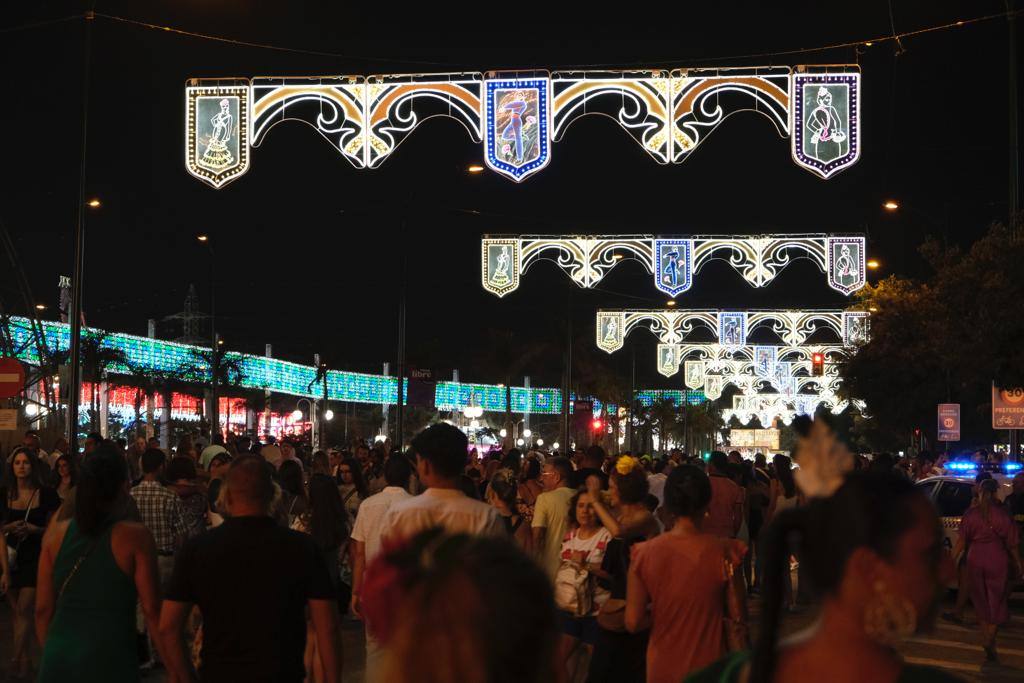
[688,420,959,683]
[36,443,165,682]
[626,465,748,683]
[953,477,1021,662]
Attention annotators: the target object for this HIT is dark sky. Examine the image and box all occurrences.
[1,2,1019,392]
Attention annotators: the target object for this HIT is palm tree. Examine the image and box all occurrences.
[472,331,555,446]
[646,398,681,454]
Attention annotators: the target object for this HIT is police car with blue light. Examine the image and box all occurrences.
[914,460,1020,561]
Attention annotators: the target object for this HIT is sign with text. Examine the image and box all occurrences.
[729,428,780,451]
[992,385,1024,429]
[937,404,960,442]
[0,358,25,399]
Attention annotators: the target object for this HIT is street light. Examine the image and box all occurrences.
[34,304,46,311]
[323,409,334,421]
[197,234,209,242]
[516,438,525,446]
[552,441,560,451]
[86,198,101,208]
[499,428,508,438]
[666,300,676,307]
[536,438,544,446]
[291,409,303,421]
[867,259,880,270]
[883,200,899,211]
[523,428,532,438]
[467,164,485,173]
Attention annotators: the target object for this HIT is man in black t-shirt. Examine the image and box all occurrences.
[159,456,340,683]
[570,444,609,490]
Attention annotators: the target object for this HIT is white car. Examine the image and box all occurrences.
[915,468,1016,558]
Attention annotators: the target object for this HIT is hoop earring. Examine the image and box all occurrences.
[863,580,916,647]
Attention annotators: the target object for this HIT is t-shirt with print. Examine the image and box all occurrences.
[560,526,613,614]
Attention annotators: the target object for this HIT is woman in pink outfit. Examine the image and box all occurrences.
[954,478,1022,662]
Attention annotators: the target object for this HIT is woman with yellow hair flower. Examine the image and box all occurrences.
[586,454,661,683]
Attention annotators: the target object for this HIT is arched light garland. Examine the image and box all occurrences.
[596,308,866,353]
[185,65,860,187]
[481,233,866,297]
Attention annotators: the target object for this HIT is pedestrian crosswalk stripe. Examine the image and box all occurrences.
[934,621,1024,641]
[902,657,980,673]
[907,636,1024,657]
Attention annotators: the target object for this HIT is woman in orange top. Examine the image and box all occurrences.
[625,465,747,683]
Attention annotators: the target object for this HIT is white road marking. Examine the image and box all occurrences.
[902,656,980,673]
[907,636,1024,657]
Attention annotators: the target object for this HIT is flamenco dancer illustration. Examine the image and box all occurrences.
[806,86,846,162]
[500,93,529,162]
[201,99,235,170]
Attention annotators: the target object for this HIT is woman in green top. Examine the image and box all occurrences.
[687,469,962,683]
[35,443,165,683]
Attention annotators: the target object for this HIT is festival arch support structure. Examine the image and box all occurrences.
[480,233,866,298]
[184,64,860,188]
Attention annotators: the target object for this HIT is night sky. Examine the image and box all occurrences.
[1,2,1019,392]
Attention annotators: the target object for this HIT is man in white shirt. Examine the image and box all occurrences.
[350,454,414,683]
[382,424,504,542]
[647,458,668,506]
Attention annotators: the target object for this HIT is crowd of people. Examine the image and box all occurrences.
[0,421,1019,682]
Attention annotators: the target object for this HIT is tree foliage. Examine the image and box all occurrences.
[841,222,1024,449]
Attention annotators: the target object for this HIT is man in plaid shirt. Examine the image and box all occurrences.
[131,449,188,578]
[131,448,189,668]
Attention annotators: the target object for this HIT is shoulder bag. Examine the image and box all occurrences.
[6,490,38,572]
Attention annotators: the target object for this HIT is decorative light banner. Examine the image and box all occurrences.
[185,65,860,188]
[596,308,866,353]
[652,342,846,380]
[481,234,866,298]
[6,317,645,417]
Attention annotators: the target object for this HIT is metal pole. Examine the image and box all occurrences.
[629,346,636,452]
[561,287,572,454]
[68,11,95,454]
[209,247,218,438]
[1008,0,1020,230]
[395,221,407,451]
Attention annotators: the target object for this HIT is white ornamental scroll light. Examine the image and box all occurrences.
[684,360,705,390]
[843,311,870,346]
[484,72,550,182]
[791,70,861,179]
[826,236,866,295]
[481,239,520,297]
[550,70,672,164]
[186,80,250,189]
[704,375,724,401]
[657,344,679,377]
[596,312,626,353]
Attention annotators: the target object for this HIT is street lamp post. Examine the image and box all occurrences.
[197,235,218,438]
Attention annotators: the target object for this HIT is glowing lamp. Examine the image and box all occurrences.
[467,164,485,173]
[536,438,544,447]
[516,438,525,446]
[552,442,560,450]
[883,200,899,211]
[323,409,334,421]
[523,428,532,438]
[86,198,101,208]
[499,428,507,438]
[866,259,880,269]
[374,434,387,443]
[291,409,303,421]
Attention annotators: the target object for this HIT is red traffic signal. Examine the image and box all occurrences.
[591,418,604,431]
[811,353,824,376]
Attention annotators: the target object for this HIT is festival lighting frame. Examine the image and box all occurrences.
[186,65,860,187]
[482,233,866,298]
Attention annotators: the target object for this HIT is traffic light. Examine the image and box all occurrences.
[591,418,604,432]
[811,352,824,376]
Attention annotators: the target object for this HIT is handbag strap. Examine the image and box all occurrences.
[21,489,37,523]
[58,530,102,601]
